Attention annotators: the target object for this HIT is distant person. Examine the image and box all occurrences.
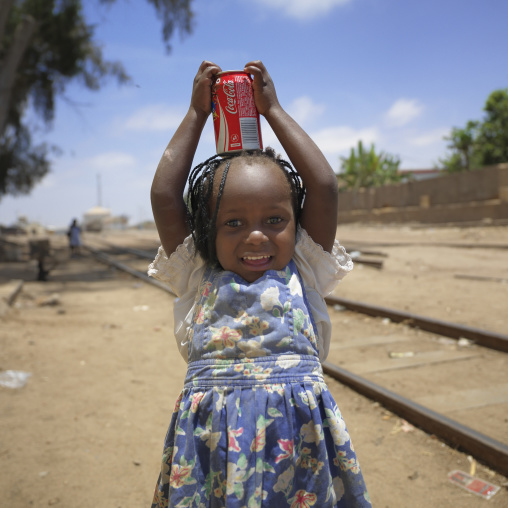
[147,61,370,507]
[67,219,81,256]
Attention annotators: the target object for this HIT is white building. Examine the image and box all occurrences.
[83,206,111,231]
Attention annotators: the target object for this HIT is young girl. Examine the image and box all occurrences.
[148,60,371,508]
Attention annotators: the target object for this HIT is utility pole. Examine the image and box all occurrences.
[97,174,102,207]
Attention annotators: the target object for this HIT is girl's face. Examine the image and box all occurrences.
[212,159,296,283]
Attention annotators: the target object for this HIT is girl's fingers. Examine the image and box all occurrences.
[244,61,273,91]
[244,60,266,72]
[244,65,264,83]
[205,63,221,77]
[191,61,221,114]
[199,60,220,73]
[196,61,221,83]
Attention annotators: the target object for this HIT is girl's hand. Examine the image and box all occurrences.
[190,60,222,117]
[244,60,281,117]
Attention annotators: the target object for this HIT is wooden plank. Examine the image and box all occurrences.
[329,334,412,350]
[415,384,508,413]
[322,362,508,477]
[0,279,24,306]
[325,295,508,353]
[454,274,508,283]
[346,349,479,374]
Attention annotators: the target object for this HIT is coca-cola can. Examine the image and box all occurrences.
[211,71,263,154]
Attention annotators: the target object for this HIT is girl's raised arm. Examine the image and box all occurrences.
[151,61,221,256]
[244,61,338,253]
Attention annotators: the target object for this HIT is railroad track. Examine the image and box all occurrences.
[82,236,508,477]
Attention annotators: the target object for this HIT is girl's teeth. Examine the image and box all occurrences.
[244,256,269,260]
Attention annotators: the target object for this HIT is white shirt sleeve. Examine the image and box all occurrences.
[293,227,353,361]
[147,228,353,363]
[147,235,205,361]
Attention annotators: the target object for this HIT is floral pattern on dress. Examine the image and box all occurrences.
[151,260,370,507]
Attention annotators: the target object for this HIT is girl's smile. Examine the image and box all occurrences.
[149,60,368,508]
[212,160,296,283]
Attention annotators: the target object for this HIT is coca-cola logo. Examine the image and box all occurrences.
[223,80,237,114]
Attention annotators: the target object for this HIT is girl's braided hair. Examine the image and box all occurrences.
[186,148,305,267]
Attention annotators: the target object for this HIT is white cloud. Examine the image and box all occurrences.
[287,96,325,125]
[311,125,379,155]
[258,121,379,170]
[380,129,448,169]
[123,104,184,131]
[259,118,279,149]
[252,0,352,19]
[254,97,444,171]
[385,99,424,127]
[87,152,137,172]
[39,173,58,189]
[408,127,449,147]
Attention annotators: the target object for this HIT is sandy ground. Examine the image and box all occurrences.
[1,223,507,507]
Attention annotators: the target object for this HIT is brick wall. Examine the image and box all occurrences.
[337,163,508,224]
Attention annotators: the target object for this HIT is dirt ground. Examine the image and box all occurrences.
[1,223,507,507]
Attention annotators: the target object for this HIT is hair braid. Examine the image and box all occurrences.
[186,148,305,266]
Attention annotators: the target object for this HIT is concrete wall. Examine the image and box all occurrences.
[337,164,508,224]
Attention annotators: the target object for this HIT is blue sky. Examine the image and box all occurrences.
[1,0,507,228]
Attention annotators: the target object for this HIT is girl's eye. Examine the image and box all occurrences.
[225,219,242,227]
[267,217,283,225]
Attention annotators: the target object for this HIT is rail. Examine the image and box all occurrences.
[83,242,508,476]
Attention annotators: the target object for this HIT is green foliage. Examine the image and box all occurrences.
[0,0,194,199]
[6,1,129,121]
[439,120,480,172]
[440,89,508,173]
[0,124,51,196]
[100,0,194,53]
[476,89,508,165]
[338,141,404,190]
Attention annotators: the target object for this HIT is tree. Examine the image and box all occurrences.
[440,88,508,173]
[0,0,194,199]
[476,89,508,165]
[338,140,404,190]
[439,121,480,173]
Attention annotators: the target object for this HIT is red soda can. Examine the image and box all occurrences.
[211,71,263,154]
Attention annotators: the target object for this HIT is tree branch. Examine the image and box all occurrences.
[0,15,37,137]
[0,0,16,46]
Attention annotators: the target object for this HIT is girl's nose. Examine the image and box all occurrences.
[246,229,269,244]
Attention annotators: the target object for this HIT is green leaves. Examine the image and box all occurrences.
[293,308,305,336]
[477,89,508,166]
[338,140,403,190]
[440,88,508,172]
[256,457,275,474]
[0,0,194,199]
[276,336,292,348]
[440,120,480,172]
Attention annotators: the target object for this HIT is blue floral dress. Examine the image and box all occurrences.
[150,258,371,507]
